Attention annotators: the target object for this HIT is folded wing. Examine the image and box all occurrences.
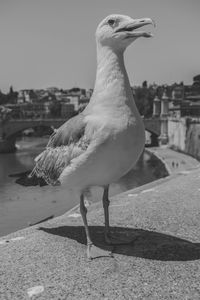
[29,113,88,185]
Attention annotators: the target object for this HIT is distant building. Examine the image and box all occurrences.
[193,75,200,93]
[61,103,75,118]
[169,80,200,118]
[17,90,30,103]
[56,93,70,102]
[17,89,38,103]
[79,95,89,105]
[57,87,88,111]
[66,96,79,111]
[172,85,184,100]
[7,103,52,119]
[78,96,90,112]
[33,89,49,102]
[46,87,60,94]
[4,104,22,119]
[21,103,48,118]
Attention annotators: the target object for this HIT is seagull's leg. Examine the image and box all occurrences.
[102,186,134,245]
[80,193,112,260]
[102,185,111,243]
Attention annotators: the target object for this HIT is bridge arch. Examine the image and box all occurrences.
[0,119,67,152]
[143,118,161,136]
[3,119,66,140]
[7,124,54,140]
[143,118,161,147]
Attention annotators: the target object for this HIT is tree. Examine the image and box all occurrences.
[6,86,18,104]
[142,80,148,88]
[9,86,14,95]
[134,81,156,117]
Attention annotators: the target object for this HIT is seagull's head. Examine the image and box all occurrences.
[96,14,155,51]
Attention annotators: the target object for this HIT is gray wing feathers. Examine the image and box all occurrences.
[47,113,85,147]
[29,113,87,185]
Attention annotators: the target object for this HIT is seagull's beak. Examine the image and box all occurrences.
[115,18,155,38]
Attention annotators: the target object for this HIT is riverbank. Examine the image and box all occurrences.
[1,147,200,299]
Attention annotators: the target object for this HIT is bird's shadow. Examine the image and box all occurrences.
[38,226,200,261]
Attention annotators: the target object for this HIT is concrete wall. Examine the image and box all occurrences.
[168,117,200,160]
[168,118,187,151]
[185,123,200,160]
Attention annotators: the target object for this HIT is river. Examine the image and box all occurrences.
[0,137,168,237]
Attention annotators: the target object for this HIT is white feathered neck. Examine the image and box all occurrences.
[87,43,139,117]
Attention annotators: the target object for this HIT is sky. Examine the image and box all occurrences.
[0,0,200,92]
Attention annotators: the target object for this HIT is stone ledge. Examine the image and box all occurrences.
[1,148,200,299]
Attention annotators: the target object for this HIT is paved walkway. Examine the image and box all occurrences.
[146,146,200,175]
[0,148,200,299]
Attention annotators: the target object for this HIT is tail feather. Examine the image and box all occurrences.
[15,171,48,187]
[16,138,87,187]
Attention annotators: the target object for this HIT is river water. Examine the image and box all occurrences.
[0,137,168,237]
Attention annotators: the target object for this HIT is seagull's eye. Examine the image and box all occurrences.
[107,19,115,26]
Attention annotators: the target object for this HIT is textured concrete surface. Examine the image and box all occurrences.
[0,148,200,299]
[146,146,200,175]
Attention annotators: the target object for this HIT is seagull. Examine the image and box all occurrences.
[29,14,155,259]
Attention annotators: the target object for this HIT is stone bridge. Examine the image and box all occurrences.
[143,118,161,136]
[1,118,67,139]
[0,117,161,153]
[0,118,67,153]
